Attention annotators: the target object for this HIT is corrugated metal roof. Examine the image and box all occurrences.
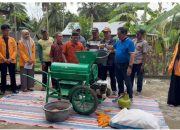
[62,22,126,35]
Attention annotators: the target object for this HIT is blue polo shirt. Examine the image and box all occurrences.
[113,38,135,63]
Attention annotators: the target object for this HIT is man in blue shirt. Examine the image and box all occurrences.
[113,27,135,100]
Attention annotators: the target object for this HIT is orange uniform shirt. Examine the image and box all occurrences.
[18,40,36,67]
[63,41,85,63]
[168,43,180,76]
[0,36,17,64]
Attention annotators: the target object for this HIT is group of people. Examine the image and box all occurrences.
[0,23,179,106]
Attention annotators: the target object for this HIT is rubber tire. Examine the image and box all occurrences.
[70,86,98,115]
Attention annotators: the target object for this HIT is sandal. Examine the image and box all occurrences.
[28,88,34,91]
[22,89,28,92]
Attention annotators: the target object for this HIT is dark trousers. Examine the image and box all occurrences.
[0,63,17,92]
[115,63,133,98]
[130,64,144,92]
[42,62,51,85]
[167,70,180,106]
[98,64,117,91]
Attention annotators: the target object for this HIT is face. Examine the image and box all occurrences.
[136,32,143,40]
[23,32,30,39]
[56,35,63,43]
[42,31,48,39]
[103,31,111,38]
[76,29,80,35]
[2,29,10,37]
[92,31,99,38]
[118,32,126,41]
[71,36,79,43]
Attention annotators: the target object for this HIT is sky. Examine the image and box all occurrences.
[24,2,175,21]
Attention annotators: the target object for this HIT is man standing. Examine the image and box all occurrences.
[63,30,85,63]
[0,24,18,95]
[87,28,101,51]
[38,29,54,90]
[100,27,117,95]
[74,25,87,48]
[113,27,135,100]
[49,32,65,88]
[131,29,148,95]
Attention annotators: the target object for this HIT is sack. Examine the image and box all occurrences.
[110,108,160,129]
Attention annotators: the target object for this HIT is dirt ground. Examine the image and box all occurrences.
[0,77,180,129]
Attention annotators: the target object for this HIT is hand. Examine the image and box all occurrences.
[3,59,8,63]
[8,58,12,63]
[27,60,33,65]
[106,45,113,50]
[127,67,132,76]
[99,44,105,49]
[140,65,144,73]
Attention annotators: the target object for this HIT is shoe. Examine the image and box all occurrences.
[112,91,117,96]
[0,91,5,95]
[41,87,46,91]
[135,92,141,96]
[28,88,34,91]
[22,89,28,92]
[12,90,19,94]
[130,98,133,102]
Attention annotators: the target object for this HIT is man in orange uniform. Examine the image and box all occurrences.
[63,30,85,63]
[0,24,18,95]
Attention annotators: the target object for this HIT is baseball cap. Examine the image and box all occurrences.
[102,27,111,32]
[72,30,79,36]
[41,29,47,33]
[137,29,146,34]
[92,27,99,32]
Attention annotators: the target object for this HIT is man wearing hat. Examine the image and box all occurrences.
[38,29,54,91]
[87,27,101,51]
[74,25,87,47]
[100,27,117,96]
[131,29,149,96]
[63,30,85,63]
[0,24,18,95]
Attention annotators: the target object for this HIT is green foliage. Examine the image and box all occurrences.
[145,4,180,32]
[0,3,30,31]
[78,16,91,40]
[78,3,122,22]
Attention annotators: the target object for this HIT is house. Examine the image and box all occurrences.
[61,22,126,42]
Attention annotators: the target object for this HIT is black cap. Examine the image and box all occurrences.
[1,24,11,30]
[117,27,128,35]
[137,29,146,35]
[41,29,47,33]
[72,30,79,36]
[92,27,99,32]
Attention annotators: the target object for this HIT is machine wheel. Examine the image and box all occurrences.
[70,86,98,115]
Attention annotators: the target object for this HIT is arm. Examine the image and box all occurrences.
[18,42,29,63]
[62,44,67,62]
[11,39,17,61]
[32,42,36,64]
[0,48,5,61]
[127,41,135,76]
[37,42,43,64]
[141,42,148,70]
[49,45,54,62]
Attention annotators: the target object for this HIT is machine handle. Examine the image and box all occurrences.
[22,74,47,87]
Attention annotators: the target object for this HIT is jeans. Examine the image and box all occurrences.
[0,63,17,92]
[130,64,144,92]
[115,63,133,98]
